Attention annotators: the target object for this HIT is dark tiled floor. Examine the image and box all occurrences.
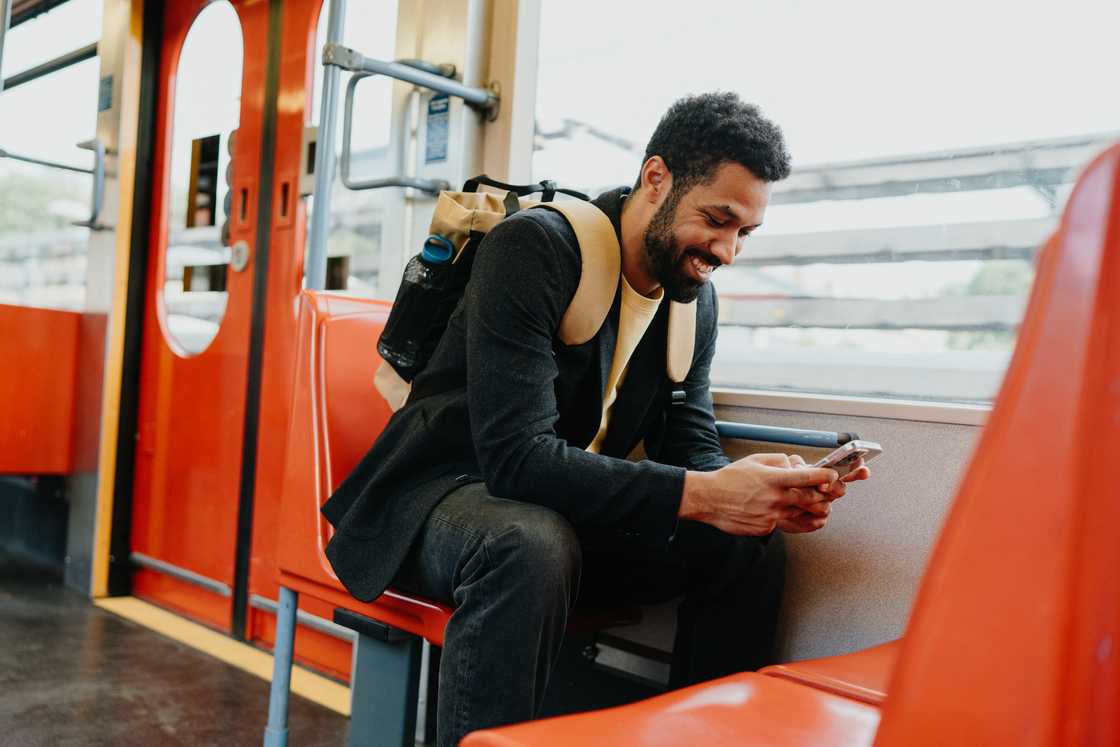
[0,556,348,746]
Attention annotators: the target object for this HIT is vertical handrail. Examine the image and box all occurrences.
[306,0,347,292]
[0,0,12,94]
[77,138,106,229]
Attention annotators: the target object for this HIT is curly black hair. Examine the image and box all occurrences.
[638,92,791,192]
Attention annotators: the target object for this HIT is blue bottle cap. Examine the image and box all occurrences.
[422,235,455,263]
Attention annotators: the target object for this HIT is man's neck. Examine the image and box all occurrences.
[619,189,661,298]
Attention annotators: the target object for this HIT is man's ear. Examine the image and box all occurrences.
[640,156,672,204]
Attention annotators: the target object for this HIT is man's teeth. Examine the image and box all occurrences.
[690,255,714,276]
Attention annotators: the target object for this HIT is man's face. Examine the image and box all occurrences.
[641,162,771,302]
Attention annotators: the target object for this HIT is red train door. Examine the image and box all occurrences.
[130,0,271,632]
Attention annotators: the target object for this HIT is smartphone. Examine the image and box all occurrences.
[812,440,882,478]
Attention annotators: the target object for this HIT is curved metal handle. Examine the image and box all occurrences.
[341,71,450,196]
[75,138,108,230]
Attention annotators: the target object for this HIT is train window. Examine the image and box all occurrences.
[0,0,101,80]
[0,0,102,311]
[305,0,401,297]
[160,1,242,356]
[531,0,1119,403]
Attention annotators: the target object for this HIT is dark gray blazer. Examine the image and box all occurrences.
[322,187,729,602]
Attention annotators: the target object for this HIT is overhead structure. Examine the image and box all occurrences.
[771,132,1119,206]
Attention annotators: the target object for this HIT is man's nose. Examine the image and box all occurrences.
[709,233,737,267]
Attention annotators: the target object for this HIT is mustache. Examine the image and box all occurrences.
[682,248,723,269]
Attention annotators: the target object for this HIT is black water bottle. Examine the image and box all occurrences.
[377,234,456,381]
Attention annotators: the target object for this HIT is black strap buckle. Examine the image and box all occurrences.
[670,387,687,406]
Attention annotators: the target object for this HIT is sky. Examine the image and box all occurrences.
[533,0,1120,167]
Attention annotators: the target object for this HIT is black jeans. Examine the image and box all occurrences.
[393,482,786,747]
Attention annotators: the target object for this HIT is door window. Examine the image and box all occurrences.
[160,1,243,355]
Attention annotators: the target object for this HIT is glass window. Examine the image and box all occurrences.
[160,1,242,356]
[532,0,1120,403]
[306,0,401,297]
[0,3,101,312]
[2,0,102,80]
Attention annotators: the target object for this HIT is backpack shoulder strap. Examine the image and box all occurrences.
[529,200,697,384]
[530,200,620,346]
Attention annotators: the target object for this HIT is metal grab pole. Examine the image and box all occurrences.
[324,43,498,116]
[306,0,346,292]
[2,41,98,91]
[0,146,95,174]
[263,586,299,747]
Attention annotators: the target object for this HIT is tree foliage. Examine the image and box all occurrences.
[0,168,87,234]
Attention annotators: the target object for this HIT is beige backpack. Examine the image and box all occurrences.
[375,180,696,411]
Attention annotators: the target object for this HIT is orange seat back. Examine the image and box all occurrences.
[276,291,394,582]
[876,145,1120,745]
[0,304,80,474]
[276,292,452,643]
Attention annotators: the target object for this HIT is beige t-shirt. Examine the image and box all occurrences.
[585,275,663,454]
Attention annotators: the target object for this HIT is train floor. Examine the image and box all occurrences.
[0,553,348,746]
[0,552,663,746]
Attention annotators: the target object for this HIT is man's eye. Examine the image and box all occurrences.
[704,214,724,228]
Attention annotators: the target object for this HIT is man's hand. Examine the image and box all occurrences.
[679,453,840,536]
[775,454,871,533]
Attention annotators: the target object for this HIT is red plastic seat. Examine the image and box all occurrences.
[461,144,1120,746]
[276,292,452,644]
[275,292,638,645]
[872,147,1120,745]
[461,673,880,747]
[759,640,899,706]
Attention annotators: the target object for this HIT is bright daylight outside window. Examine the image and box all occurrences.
[0,0,103,311]
[532,0,1120,403]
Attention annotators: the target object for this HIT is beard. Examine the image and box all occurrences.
[641,190,707,303]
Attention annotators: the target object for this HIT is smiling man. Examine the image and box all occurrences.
[322,92,869,747]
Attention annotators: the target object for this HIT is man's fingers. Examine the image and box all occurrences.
[797,499,832,518]
[769,465,838,489]
[778,514,828,534]
[842,466,871,483]
[789,454,807,467]
[748,453,793,468]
